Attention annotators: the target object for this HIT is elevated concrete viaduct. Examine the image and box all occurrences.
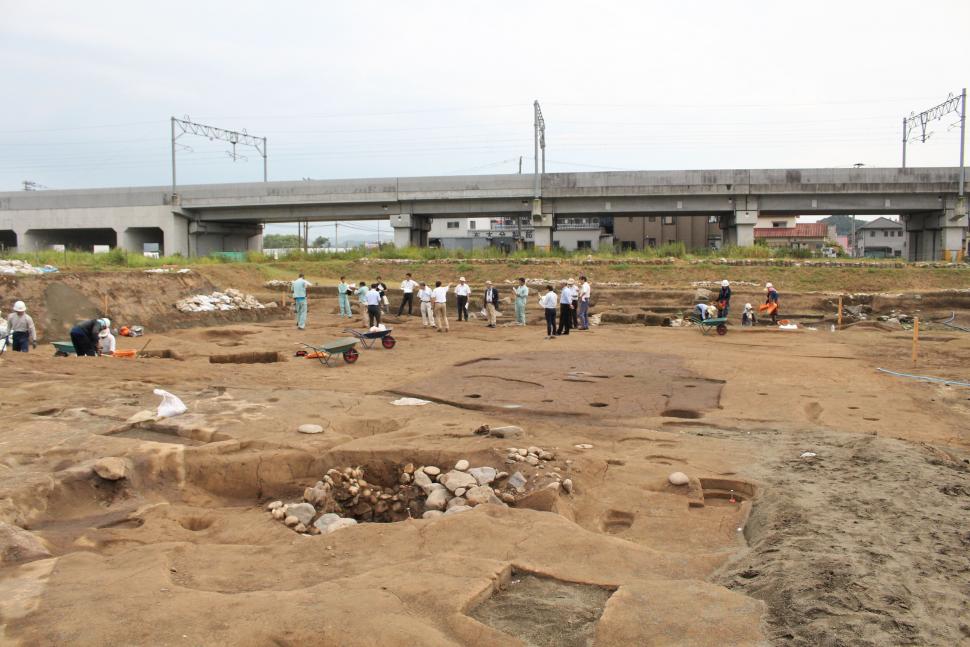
[1,167,966,260]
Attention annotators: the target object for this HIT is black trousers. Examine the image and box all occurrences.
[398,292,414,316]
[367,305,381,327]
[557,304,572,335]
[70,329,97,356]
[456,295,468,321]
[544,308,557,336]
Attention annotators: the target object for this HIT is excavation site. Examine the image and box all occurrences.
[2,264,970,646]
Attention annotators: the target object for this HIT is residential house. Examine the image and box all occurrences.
[852,217,907,258]
[754,222,832,251]
[612,215,721,251]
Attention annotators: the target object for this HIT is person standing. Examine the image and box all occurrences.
[539,285,557,339]
[577,276,591,330]
[717,279,732,318]
[764,282,780,324]
[418,282,436,327]
[454,277,471,322]
[375,277,389,314]
[556,281,574,336]
[514,278,529,326]
[292,273,311,330]
[6,301,37,352]
[397,273,417,316]
[484,281,499,328]
[337,276,352,318]
[70,318,109,357]
[432,281,450,332]
[365,284,382,327]
[355,282,369,326]
[569,278,579,328]
[741,303,756,327]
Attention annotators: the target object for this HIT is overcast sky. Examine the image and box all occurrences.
[2,0,967,237]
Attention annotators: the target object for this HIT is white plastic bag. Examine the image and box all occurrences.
[154,388,187,418]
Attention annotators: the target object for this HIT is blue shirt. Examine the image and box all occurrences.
[559,287,573,305]
[292,278,310,299]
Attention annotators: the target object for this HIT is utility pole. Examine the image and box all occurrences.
[901,117,907,168]
[170,115,268,201]
[852,163,864,257]
[335,223,339,250]
[518,156,522,174]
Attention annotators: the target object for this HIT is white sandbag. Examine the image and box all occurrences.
[154,389,187,418]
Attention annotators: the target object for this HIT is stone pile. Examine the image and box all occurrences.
[0,259,54,275]
[175,288,266,313]
[267,456,568,535]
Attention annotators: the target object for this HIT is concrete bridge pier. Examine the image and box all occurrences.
[391,213,430,248]
[720,203,758,248]
[904,197,968,261]
[187,220,262,257]
[532,200,554,250]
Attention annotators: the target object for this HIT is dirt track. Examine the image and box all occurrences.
[1,275,970,646]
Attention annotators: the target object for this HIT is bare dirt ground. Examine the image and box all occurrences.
[1,270,969,646]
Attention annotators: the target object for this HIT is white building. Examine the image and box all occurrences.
[427,216,612,251]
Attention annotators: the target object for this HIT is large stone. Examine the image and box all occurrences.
[507,471,527,491]
[525,455,540,466]
[412,469,434,494]
[93,457,130,481]
[321,517,357,534]
[668,472,689,486]
[425,487,449,511]
[297,424,324,434]
[446,496,468,510]
[464,485,499,506]
[468,466,497,486]
[489,425,523,439]
[422,510,443,520]
[286,502,316,525]
[0,522,51,565]
[444,505,472,516]
[439,470,477,493]
[422,466,441,477]
[313,513,342,532]
[454,459,470,471]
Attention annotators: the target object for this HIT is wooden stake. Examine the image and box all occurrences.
[837,295,843,329]
[912,317,919,365]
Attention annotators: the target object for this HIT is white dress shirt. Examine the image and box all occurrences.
[559,287,574,305]
[580,282,591,301]
[401,279,417,293]
[539,292,558,309]
[418,287,433,302]
[454,283,471,296]
[432,286,449,303]
[365,290,382,306]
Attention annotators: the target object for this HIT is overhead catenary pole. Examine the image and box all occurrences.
[902,117,907,168]
[170,115,267,198]
[959,88,966,197]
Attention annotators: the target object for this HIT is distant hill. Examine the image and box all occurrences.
[820,215,866,236]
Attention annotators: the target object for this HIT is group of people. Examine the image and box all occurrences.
[291,272,592,337]
[3,298,115,356]
[694,280,780,326]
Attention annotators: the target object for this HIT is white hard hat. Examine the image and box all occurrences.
[100,318,111,328]
[567,278,575,285]
[765,283,773,290]
[485,280,492,284]
[13,300,26,313]
[459,276,466,281]
[99,328,110,338]
[721,280,729,287]
[744,303,753,310]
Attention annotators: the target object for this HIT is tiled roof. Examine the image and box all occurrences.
[754,223,828,239]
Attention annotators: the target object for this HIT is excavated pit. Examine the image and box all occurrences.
[469,572,615,647]
[209,351,286,364]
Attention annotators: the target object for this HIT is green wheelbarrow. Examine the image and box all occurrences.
[688,315,728,336]
[51,341,77,356]
[297,338,360,367]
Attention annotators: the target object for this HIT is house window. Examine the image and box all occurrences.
[772,221,786,228]
[645,237,657,247]
[447,221,460,229]
[468,221,476,230]
[577,240,592,249]
[870,231,876,237]
[628,217,634,222]
[663,216,674,225]
[884,231,889,237]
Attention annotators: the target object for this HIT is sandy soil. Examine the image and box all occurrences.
[1,276,969,646]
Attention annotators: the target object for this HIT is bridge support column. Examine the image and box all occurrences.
[943,197,968,261]
[720,207,758,247]
[391,213,429,248]
[531,199,553,250]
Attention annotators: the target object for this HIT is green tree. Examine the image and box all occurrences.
[263,234,303,248]
[312,236,330,248]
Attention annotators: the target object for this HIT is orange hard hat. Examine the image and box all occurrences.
[119,326,130,336]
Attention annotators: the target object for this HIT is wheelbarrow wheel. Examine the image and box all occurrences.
[343,348,359,364]
[54,351,69,357]
[716,324,727,336]
[381,335,396,349]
